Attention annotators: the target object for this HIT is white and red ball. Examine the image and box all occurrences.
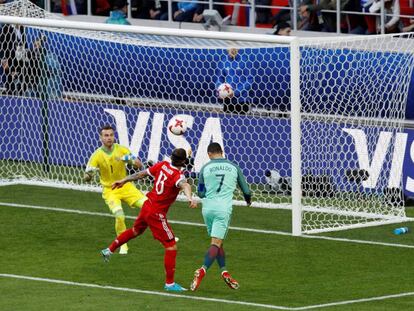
[168,117,187,135]
[217,83,233,99]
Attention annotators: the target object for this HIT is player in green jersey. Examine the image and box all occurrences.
[190,142,251,291]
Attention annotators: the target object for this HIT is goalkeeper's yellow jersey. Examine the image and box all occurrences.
[86,143,131,188]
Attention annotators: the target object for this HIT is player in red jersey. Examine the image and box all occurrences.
[101,148,197,292]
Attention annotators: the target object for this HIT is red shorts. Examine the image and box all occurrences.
[133,200,176,248]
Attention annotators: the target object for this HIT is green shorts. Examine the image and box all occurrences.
[202,208,232,240]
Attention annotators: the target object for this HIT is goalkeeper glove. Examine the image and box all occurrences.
[119,155,137,162]
[84,167,98,182]
[118,155,140,166]
[84,172,93,182]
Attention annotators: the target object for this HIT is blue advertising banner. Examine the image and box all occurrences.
[0,97,43,161]
[2,97,414,196]
[11,28,414,119]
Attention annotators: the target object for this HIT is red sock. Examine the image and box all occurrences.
[109,228,136,252]
[164,249,177,284]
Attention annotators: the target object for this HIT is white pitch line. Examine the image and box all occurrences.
[301,234,414,249]
[1,201,414,249]
[292,291,414,310]
[2,273,414,310]
[0,273,292,310]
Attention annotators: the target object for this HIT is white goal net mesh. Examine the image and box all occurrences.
[1,0,414,234]
[299,36,414,233]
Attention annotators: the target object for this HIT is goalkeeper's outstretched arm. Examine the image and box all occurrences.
[118,154,143,169]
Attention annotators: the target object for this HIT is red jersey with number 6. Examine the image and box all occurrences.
[146,161,186,212]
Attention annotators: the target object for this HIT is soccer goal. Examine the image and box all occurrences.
[1,0,414,235]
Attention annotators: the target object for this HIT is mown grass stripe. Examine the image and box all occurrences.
[1,201,414,249]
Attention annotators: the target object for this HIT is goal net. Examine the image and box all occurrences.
[1,0,414,234]
[299,36,414,233]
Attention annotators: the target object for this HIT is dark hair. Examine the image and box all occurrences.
[100,124,115,134]
[273,21,291,35]
[207,142,223,154]
[171,148,187,167]
[113,0,128,9]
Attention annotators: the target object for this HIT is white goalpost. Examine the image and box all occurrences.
[1,0,414,235]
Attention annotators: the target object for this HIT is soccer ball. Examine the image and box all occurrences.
[168,117,187,135]
[217,83,233,99]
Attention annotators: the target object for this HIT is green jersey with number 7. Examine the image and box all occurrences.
[198,158,251,211]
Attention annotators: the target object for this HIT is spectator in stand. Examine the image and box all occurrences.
[192,1,227,23]
[353,0,377,34]
[0,24,26,96]
[50,0,63,13]
[344,0,368,34]
[256,0,273,25]
[369,0,401,33]
[51,0,86,14]
[270,8,291,28]
[93,0,111,16]
[161,0,199,22]
[45,47,63,100]
[75,0,87,14]
[401,3,414,33]
[273,21,292,35]
[131,0,151,19]
[106,0,131,25]
[29,0,45,8]
[299,0,351,32]
[215,48,253,114]
[193,5,205,23]
[24,34,48,99]
[23,34,63,100]
[403,18,414,32]
[298,0,323,31]
[148,0,169,20]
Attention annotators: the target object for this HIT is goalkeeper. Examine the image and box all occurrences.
[84,125,147,255]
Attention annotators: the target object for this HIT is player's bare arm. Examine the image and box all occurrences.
[179,180,197,209]
[133,158,144,169]
[236,166,252,207]
[112,170,149,190]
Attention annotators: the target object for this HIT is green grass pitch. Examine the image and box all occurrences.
[1,185,414,310]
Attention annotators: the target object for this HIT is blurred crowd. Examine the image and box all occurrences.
[50,0,414,34]
[1,0,413,34]
[0,23,62,98]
